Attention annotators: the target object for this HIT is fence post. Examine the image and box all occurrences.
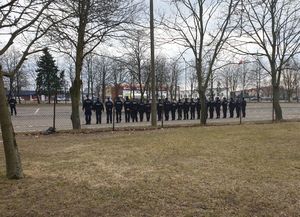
[53,93,56,130]
[112,108,115,131]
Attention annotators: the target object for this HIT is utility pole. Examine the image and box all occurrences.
[240,61,245,124]
[150,0,157,127]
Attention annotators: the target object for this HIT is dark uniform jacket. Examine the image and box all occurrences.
[124,100,131,112]
[145,102,151,113]
[115,99,123,111]
[131,99,138,111]
[190,100,196,112]
[93,101,104,112]
[83,98,93,114]
[171,102,177,112]
[138,101,145,113]
[105,100,113,112]
[183,100,190,112]
[177,101,183,112]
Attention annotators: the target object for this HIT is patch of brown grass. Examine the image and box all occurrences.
[0,122,300,217]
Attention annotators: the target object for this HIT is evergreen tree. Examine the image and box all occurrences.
[36,48,60,103]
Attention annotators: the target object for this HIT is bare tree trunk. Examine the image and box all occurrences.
[287,89,292,103]
[199,90,207,125]
[101,84,106,102]
[0,72,23,179]
[70,8,87,129]
[9,77,14,96]
[70,77,82,129]
[70,47,84,129]
[273,85,283,121]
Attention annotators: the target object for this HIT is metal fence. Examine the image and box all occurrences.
[8,101,300,133]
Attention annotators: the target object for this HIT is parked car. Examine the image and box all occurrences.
[250,97,260,101]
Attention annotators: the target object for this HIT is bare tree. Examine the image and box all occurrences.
[218,65,238,98]
[185,61,198,98]
[0,0,57,179]
[121,29,150,100]
[155,55,169,98]
[108,61,129,99]
[50,0,139,129]
[97,56,112,102]
[168,59,181,100]
[231,0,300,120]
[82,53,99,100]
[246,57,270,102]
[0,48,29,102]
[163,0,240,125]
[282,58,300,102]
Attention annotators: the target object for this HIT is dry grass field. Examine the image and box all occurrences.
[0,122,300,217]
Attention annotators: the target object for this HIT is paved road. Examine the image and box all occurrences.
[9,102,300,132]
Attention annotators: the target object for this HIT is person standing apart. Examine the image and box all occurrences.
[8,96,17,116]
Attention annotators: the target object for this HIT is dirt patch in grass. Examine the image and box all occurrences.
[1,122,300,217]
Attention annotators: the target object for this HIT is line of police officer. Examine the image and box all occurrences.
[82,95,247,125]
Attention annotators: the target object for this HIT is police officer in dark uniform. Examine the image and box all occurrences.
[183,98,190,120]
[131,97,138,122]
[235,98,241,118]
[145,99,151,121]
[138,99,145,122]
[196,98,201,119]
[241,97,247,118]
[222,97,228,118]
[124,96,131,123]
[157,99,163,121]
[115,97,123,123]
[164,97,171,121]
[82,95,93,124]
[190,98,196,120]
[229,97,235,118]
[171,99,177,120]
[8,96,17,116]
[177,99,183,120]
[215,97,221,119]
[208,97,215,119]
[93,98,104,124]
[105,97,113,123]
